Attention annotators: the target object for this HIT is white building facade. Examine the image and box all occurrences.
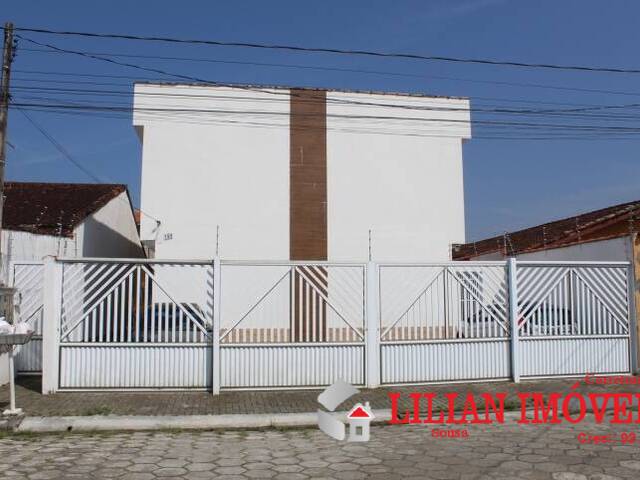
[133,83,471,262]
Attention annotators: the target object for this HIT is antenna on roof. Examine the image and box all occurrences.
[503,232,515,257]
[628,206,636,237]
[215,224,220,257]
[56,209,64,257]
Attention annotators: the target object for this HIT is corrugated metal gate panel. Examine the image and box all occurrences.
[221,344,364,388]
[519,337,629,377]
[381,340,509,384]
[59,345,212,389]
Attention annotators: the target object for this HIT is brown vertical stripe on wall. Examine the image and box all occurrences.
[289,89,327,261]
[290,89,328,341]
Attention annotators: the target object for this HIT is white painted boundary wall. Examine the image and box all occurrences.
[37,258,636,393]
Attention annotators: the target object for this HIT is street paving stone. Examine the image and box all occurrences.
[0,418,639,479]
[2,376,640,417]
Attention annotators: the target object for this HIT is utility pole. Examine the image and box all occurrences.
[0,22,14,285]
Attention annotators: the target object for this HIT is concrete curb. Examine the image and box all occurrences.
[17,409,393,433]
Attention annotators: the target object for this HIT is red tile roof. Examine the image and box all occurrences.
[3,182,128,237]
[452,200,640,260]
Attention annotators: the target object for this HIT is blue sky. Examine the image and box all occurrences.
[2,1,640,241]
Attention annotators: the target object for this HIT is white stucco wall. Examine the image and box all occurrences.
[468,236,632,263]
[0,230,78,284]
[134,85,290,260]
[326,92,469,261]
[516,237,632,262]
[133,84,470,262]
[79,191,144,258]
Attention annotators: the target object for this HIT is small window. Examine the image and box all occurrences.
[356,426,363,435]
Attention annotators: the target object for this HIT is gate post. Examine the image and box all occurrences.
[507,257,520,383]
[626,259,639,375]
[211,256,222,395]
[42,257,62,394]
[365,261,380,389]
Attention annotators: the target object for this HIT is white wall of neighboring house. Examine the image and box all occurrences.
[79,192,145,258]
[133,84,470,262]
[469,237,632,263]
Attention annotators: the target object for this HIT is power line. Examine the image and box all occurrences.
[15,76,639,111]
[13,101,640,134]
[16,107,159,222]
[17,38,640,117]
[17,107,101,181]
[18,49,640,98]
[15,104,639,140]
[14,102,640,141]
[11,26,640,74]
[13,85,640,123]
[12,35,640,138]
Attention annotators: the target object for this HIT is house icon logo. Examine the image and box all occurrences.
[346,402,375,442]
[316,380,374,442]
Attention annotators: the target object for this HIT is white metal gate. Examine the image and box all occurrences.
[516,262,632,377]
[11,262,44,373]
[58,259,213,389]
[379,262,511,384]
[40,258,635,392]
[219,261,366,388]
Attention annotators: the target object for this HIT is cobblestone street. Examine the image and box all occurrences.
[1,415,639,480]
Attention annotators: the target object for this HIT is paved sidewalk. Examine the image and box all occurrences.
[1,415,639,479]
[1,375,639,417]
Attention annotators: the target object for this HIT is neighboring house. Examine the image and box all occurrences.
[1,181,144,275]
[451,200,640,263]
[0,182,144,385]
[133,83,471,262]
[451,200,640,373]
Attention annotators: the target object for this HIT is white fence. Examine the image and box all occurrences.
[218,262,366,388]
[10,262,45,374]
[516,263,632,378]
[378,262,511,384]
[57,259,213,389]
[26,258,637,393]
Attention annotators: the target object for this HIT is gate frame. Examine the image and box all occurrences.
[217,259,368,390]
[40,257,637,394]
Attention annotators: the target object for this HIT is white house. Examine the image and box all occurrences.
[2,181,144,272]
[0,182,144,385]
[452,200,640,370]
[133,83,471,263]
[451,200,640,263]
